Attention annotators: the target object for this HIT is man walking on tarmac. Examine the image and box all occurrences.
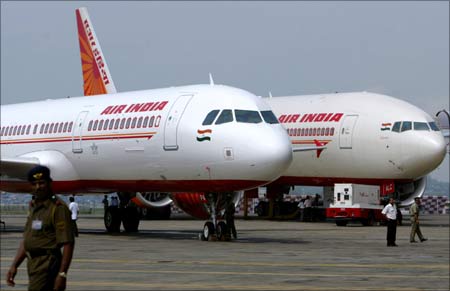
[382,197,398,247]
[5,165,75,291]
[410,197,428,243]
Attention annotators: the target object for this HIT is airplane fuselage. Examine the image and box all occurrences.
[1,84,293,193]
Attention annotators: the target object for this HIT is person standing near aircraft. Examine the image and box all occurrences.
[381,198,398,247]
[69,196,79,237]
[5,166,75,291]
[224,195,237,239]
[409,197,427,243]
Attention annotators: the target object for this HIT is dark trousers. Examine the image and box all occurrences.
[386,219,397,245]
[226,218,237,239]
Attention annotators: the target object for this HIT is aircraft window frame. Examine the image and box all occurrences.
[58,123,64,133]
[114,119,120,130]
[33,124,38,135]
[68,122,73,133]
[52,123,58,134]
[108,119,114,130]
[401,121,412,132]
[428,122,440,131]
[93,120,98,131]
[137,117,143,128]
[235,109,263,124]
[63,122,68,133]
[131,117,137,129]
[149,116,155,127]
[261,110,279,124]
[413,122,430,131]
[125,118,132,129]
[44,124,49,134]
[155,116,161,127]
[202,109,220,126]
[88,120,93,131]
[143,116,149,128]
[392,122,401,133]
[215,109,233,125]
[120,118,126,129]
[98,120,104,131]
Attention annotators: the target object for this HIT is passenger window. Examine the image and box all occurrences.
[202,110,220,125]
[428,122,440,131]
[235,110,262,123]
[215,110,233,125]
[392,122,401,133]
[413,122,429,131]
[401,121,412,132]
[261,111,279,124]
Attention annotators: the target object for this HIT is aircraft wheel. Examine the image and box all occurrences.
[216,221,228,241]
[104,206,121,232]
[122,207,140,232]
[202,221,215,241]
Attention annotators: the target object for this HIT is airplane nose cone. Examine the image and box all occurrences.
[239,126,293,182]
[403,133,447,177]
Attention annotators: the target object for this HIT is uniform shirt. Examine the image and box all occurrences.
[69,201,79,220]
[23,198,75,252]
[382,203,397,220]
[304,198,312,208]
[409,203,419,217]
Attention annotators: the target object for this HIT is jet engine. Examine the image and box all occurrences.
[396,177,427,207]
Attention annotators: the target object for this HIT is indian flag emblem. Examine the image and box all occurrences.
[381,123,392,131]
[197,129,212,142]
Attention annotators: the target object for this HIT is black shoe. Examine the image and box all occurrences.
[420,238,428,242]
[410,240,418,243]
[392,244,398,247]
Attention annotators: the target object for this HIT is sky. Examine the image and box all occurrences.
[1,1,449,182]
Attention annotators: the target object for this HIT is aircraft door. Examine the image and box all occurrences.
[339,115,358,149]
[72,111,89,153]
[163,95,194,151]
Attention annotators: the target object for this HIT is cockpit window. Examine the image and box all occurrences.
[235,110,262,124]
[392,122,401,133]
[202,110,220,125]
[413,122,430,131]
[401,121,412,132]
[429,122,440,131]
[215,109,233,125]
[261,110,279,124]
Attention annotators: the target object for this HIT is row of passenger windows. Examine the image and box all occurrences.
[1,122,74,137]
[88,115,161,131]
[287,127,336,137]
[392,121,440,133]
[202,109,279,125]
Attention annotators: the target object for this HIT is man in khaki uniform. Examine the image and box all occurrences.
[410,197,428,243]
[5,165,75,291]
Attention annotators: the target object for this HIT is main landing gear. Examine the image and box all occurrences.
[104,192,140,233]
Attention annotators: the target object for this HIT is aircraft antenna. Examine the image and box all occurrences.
[269,91,273,98]
[209,73,215,86]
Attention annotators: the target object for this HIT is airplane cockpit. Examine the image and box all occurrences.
[391,121,441,133]
[202,109,279,125]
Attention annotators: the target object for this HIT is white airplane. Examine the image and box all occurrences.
[0,8,294,240]
[73,7,446,234]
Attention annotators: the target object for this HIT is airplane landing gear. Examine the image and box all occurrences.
[200,193,234,241]
[103,192,141,233]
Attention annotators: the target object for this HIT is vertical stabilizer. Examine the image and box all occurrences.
[76,7,117,95]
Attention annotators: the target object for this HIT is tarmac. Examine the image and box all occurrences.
[0,214,449,291]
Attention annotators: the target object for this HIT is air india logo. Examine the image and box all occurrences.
[197,129,212,142]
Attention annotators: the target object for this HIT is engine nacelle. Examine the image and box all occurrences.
[132,192,173,208]
[396,177,427,207]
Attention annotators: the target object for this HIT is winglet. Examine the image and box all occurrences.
[76,7,117,96]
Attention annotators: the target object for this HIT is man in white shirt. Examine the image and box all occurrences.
[381,198,397,247]
[69,196,79,237]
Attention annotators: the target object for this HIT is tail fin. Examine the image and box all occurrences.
[76,7,117,96]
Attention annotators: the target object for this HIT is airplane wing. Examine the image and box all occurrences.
[0,157,40,180]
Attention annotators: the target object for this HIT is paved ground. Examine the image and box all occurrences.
[0,214,448,291]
